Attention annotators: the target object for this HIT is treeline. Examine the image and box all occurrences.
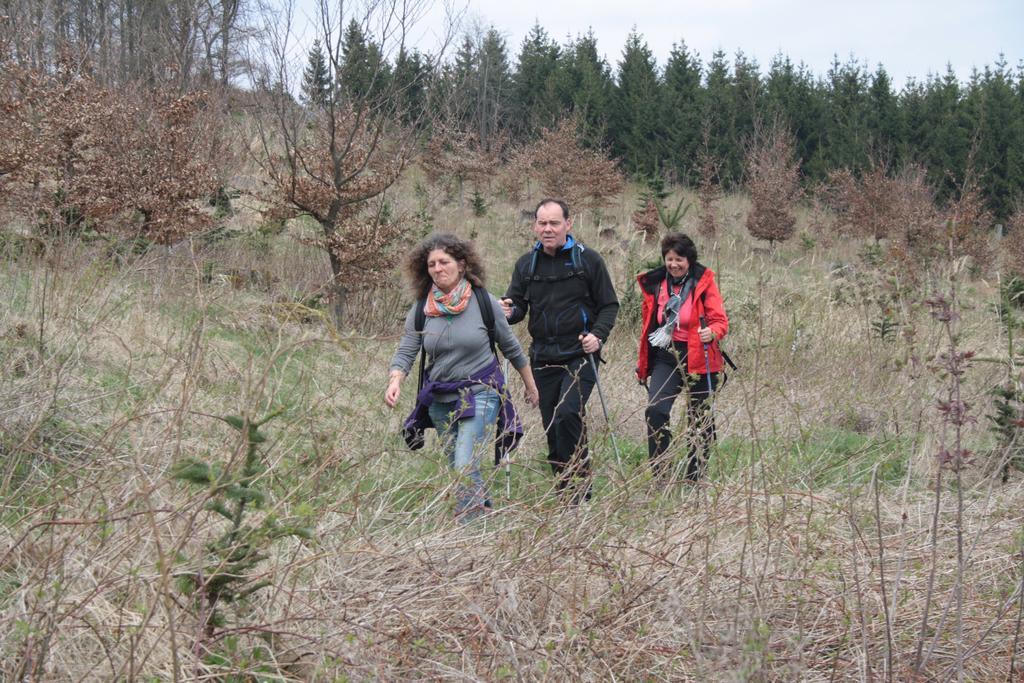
[305,22,1024,220]
[3,0,1023,220]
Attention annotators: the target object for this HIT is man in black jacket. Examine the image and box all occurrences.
[501,198,619,501]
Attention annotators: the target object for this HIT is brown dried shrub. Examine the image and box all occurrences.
[941,174,993,269]
[631,198,660,243]
[696,149,720,239]
[500,117,623,212]
[1001,207,1024,278]
[886,167,992,275]
[827,164,905,243]
[0,61,221,244]
[744,122,801,246]
[420,127,504,202]
[257,101,410,323]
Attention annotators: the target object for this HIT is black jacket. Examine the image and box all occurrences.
[504,240,619,363]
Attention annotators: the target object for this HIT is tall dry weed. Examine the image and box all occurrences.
[0,188,1022,681]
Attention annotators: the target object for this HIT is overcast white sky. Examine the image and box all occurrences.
[466,0,1022,86]
[290,0,1022,88]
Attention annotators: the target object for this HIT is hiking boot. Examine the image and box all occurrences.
[455,504,488,524]
[567,482,593,505]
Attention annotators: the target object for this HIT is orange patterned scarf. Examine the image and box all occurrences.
[424,278,472,317]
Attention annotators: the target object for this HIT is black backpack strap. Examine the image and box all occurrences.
[524,242,588,304]
[413,297,427,391]
[571,241,583,269]
[698,289,738,371]
[474,286,497,357]
[523,249,540,304]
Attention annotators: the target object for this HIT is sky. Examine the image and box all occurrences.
[381,0,1024,88]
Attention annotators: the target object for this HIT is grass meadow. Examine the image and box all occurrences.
[1,188,1022,681]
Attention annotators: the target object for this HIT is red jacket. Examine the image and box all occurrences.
[635,263,729,380]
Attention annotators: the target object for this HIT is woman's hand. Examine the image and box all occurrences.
[384,371,404,408]
[698,326,715,344]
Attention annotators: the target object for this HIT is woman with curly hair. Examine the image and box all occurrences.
[386,233,539,521]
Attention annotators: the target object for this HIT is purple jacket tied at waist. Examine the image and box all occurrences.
[402,357,523,464]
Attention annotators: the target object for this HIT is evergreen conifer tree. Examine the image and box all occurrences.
[392,47,432,126]
[611,29,662,176]
[338,19,391,103]
[301,39,332,109]
[818,56,870,174]
[703,50,740,186]
[866,65,902,166]
[763,55,823,178]
[563,32,614,147]
[970,58,1024,219]
[919,67,971,201]
[732,50,762,154]
[661,41,703,183]
[511,23,561,138]
[475,28,514,144]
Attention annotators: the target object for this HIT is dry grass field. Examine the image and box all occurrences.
[1,189,1022,681]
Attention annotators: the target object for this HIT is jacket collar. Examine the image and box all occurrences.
[533,235,576,253]
[638,262,709,294]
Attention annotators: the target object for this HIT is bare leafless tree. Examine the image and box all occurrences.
[0,0,253,89]
[248,0,456,325]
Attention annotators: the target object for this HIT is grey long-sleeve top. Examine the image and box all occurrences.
[390,290,529,402]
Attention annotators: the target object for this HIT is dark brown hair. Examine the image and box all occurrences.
[660,232,698,265]
[535,198,571,220]
[404,232,486,298]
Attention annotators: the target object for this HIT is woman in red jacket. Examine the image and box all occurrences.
[636,233,728,481]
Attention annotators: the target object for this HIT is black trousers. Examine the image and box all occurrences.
[645,344,718,480]
[532,355,596,498]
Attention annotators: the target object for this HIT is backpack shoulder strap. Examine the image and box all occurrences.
[474,286,497,357]
[413,298,427,390]
[571,241,584,270]
[414,297,426,333]
[526,243,588,281]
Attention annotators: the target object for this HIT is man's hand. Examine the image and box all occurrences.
[579,333,601,355]
[500,297,514,319]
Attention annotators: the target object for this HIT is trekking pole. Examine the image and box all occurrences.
[699,315,714,396]
[582,311,622,466]
[502,358,512,498]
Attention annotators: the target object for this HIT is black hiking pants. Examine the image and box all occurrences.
[645,344,718,481]
[532,355,596,500]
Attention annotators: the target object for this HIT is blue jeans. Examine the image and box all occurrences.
[427,388,500,515]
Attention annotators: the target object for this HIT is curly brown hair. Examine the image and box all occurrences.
[404,233,487,298]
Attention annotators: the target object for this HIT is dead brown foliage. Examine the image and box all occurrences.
[885,167,992,275]
[1001,207,1024,277]
[500,117,623,212]
[0,60,221,243]
[827,164,906,242]
[696,149,720,239]
[256,100,411,322]
[631,198,660,243]
[744,122,801,246]
[420,126,504,201]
